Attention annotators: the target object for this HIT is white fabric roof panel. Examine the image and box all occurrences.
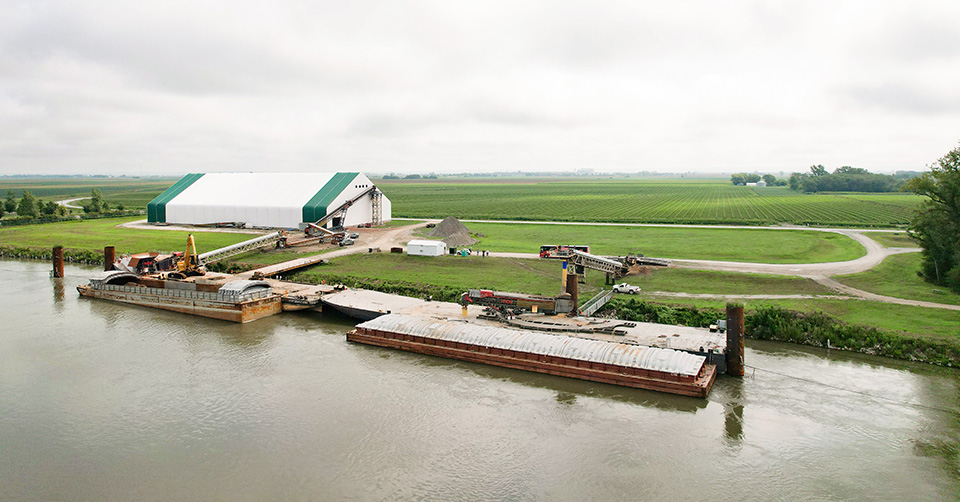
[357,314,706,376]
[162,172,389,228]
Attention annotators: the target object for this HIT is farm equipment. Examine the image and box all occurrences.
[459,289,574,318]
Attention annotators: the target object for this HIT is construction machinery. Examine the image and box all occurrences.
[163,232,287,279]
[459,289,574,318]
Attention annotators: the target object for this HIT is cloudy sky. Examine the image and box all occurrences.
[2,0,958,175]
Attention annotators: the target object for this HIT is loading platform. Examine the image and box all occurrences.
[322,288,727,371]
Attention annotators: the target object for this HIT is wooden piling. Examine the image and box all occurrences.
[52,246,64,278]
[104,246,115,271]
[726,303,745,376]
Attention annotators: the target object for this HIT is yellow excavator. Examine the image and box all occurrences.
[168,234,206,279]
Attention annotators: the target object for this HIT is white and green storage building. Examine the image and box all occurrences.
[147,172,390,229]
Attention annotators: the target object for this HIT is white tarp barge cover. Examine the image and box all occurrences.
[357,314,706,376]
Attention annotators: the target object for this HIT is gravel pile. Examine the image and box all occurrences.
[427,216,478,247]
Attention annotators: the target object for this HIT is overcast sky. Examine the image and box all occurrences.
[2,0,958,176]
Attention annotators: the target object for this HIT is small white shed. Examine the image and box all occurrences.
[407,240,447,257]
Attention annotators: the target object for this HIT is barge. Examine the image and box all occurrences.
[77,270,281,323]
[348,314,718,397]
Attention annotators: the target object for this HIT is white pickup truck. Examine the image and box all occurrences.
[613,283,641,294]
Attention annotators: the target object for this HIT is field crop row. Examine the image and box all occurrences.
[382,180,921,227]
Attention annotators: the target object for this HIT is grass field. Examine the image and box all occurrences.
[863,231,919,248]
[297,254,569,296]
[0,177,178,210]
[640,296,960,344]
[292,252,958,342]
[834,253,960,306]
[435,222,866,263]
[381,179,921,227]
[621,268,833,295]
[0,216,258,254]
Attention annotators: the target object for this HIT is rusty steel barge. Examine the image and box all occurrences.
[348,314,718,397]
[77,270,282,323]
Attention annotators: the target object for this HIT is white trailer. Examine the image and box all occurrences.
[406,240,447,257]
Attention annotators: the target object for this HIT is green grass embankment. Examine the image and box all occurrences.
[287,253,959,366]
[833,253,960,306]
[460,222,866,264]
[603,298,959,367]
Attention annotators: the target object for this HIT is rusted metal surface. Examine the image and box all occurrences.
[77,283,281,323]
[726,304,745,376]
[52,246,64,278]
[103,246,115,271]
[347,326,716,397]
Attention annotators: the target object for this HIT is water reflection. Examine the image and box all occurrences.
[720,377,745,447]
[51,277,64,311]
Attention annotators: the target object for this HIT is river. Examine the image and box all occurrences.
[1,260,957,500]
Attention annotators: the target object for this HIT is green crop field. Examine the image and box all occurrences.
[423,221,867,264]
[0,176,178,210]
[0,216,259,254]
[381,179,921,227]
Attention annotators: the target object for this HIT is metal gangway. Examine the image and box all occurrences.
[197,231,286,265]
[578,289,613,316]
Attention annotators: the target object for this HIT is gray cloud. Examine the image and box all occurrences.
[1,0,959,175]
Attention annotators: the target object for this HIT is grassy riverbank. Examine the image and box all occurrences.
[421,221,867,264]
[285,253,959,363]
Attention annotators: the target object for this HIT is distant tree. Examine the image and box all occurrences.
[87,188,105,213]
[4,190,16,213]
[788,173,803,191]
[834,166,870,175]
[41,200,58,216]
[762,174,777,185]
[730,174,746,185]
[16,190,39,218]
[904,142,960,292]
[810,164,828,176]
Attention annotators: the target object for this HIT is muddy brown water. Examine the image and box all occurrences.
[1,260,958,500]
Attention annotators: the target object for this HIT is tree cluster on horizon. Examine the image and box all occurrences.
[787,165,903,192]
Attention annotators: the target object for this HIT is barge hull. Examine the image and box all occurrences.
[78,286,281,323]
[347,329,716,398]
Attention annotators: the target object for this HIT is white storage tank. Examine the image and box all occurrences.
[407,240,447,257]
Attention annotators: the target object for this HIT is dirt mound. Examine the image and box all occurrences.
[428,216,478,247]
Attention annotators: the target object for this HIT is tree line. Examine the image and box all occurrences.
[787,165,904,192]
[3,189,125,219]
